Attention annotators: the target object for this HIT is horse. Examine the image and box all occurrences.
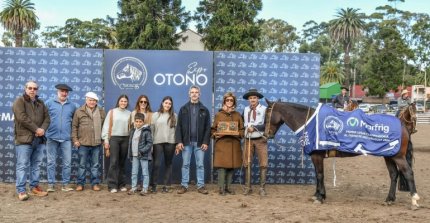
[263,99,420,209]
[345,99,359,111]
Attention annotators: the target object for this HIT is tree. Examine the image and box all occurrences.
[411,13,430,86]
[194,0,262,51]
[0,0,38,47]
[116,0,190,49]
[329,8,365,88]
[41,18,117,48]
[320,61,344,85]
[255,18,299,52]
[299,35,341,66]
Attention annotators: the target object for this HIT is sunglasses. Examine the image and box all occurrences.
[27,87,38,91]
[225,99,234,102]
[140,100,148,104]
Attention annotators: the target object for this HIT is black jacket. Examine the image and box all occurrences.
[128,125,153,160]
[175,101,211,147]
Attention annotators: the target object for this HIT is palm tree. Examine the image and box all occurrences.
[320,61,345,85]
[0,0,38,47]
[329,8,365,88]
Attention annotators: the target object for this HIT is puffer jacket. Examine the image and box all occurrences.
[45,98,78,141]
[128,125,153,160]
[71,104,106,146]
[12,94,50,145]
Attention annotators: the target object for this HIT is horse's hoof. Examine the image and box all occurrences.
[311,196,317,201]
[313,199,322,204]
[384,201,394,206]
[411,205,419,211]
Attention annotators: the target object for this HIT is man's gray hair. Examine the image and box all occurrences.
[189,85,200,92]
[25,80,38,88]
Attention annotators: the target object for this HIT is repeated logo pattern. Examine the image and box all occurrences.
[214,52,320,184]
[0,47,103,183]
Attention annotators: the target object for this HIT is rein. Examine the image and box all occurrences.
[264,102,275,139]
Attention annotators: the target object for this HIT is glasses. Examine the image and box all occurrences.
[140,100,148,104]
[225,99,234,102]
[27,87,38,91]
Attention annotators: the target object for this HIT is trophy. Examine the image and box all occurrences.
[215,121,239,136]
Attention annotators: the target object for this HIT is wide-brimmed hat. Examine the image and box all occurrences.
[243,88,264,99]
[401,89,409,95]
[85,92,99,101]
[340,86,349,91]
[55,83,73,91]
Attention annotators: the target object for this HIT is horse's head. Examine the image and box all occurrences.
[345,100,359,111]
[264,98,283,139]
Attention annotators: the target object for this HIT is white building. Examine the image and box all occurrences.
[177,29,206,51]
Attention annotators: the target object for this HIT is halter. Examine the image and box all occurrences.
[264,102,275,138]
[399,104,416,124]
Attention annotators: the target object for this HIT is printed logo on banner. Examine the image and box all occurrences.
[111,57,148,90]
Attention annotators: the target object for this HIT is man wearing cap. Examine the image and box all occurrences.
[332,86,350,110]
[45,84,78,192]
[13,80,50,201]
[242,88,268,196]
[72,92,106,191]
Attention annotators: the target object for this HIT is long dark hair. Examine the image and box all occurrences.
[133,95,152,113]
[115,94,129,108]
[157,96,176,128]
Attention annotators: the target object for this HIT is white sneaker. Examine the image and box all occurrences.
[47,185,56,192]
[120,187,127,192]
[61,185,74,192]
[110,188,118,193]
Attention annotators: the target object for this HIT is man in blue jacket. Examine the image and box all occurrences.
[45,84,78,192]
[175,85,211,195]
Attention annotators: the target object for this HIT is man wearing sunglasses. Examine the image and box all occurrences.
[13,80,51,201]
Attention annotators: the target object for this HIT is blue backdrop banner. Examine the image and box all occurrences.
[214,51,320,184]
[0,47,103,183]
[103,50,213,184]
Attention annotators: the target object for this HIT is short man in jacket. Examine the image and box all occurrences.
[175,85,211,195]
[72,92,106,191]
[45,84,78,192]
[13,80,50,201]
[242,88,268,196]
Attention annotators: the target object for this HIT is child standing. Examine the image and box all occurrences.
[128,113,153,195]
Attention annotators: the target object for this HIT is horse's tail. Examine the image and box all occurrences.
[398,139,414,191]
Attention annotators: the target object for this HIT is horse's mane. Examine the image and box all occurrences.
[274,101,315,113]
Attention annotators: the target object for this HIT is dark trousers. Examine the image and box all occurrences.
[151,143,175,186]
[107,136,129,189]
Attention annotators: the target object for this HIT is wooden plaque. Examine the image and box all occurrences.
[215,121,239,136]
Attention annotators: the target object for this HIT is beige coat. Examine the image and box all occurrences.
[211,110,244,168]
[72,105,106,146]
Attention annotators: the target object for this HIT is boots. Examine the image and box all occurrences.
[225,169,235,195]
[243,166,252,195]
[259,167,267,196]
[217,169,226,196]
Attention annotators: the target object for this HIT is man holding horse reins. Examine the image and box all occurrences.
[332,86,350,110]
[396,89,417,134]
[242,88,268,196]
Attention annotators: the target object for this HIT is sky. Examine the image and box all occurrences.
[1,0,430,36]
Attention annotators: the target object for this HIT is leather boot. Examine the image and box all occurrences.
[259,167,267,196]
[243,166,252,195]
[225,169,235,195]
[217,169,226,196]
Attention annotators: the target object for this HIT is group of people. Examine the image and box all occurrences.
[13,80,270,201]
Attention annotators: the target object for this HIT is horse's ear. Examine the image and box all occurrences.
[265,98,273,106]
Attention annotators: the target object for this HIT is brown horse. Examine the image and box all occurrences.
[264,99,420,209]
[345,99,359,111]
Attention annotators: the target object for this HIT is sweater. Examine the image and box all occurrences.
[151,112,177,144]
[102,108,131,144]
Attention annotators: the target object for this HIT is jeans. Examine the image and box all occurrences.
[131,157,149,191]
[15,138,45,194]
[106,136,129,189]
[181,142,205,188]
[77,145,101,186]
[46,139,72,186]
[151,143,175,187]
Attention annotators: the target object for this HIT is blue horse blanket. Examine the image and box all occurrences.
[296,104,402,156]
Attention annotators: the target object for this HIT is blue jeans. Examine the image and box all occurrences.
[15,138,45,194]
[46,139,72,186]
[77,145,101,186]
[181,142,205,188]
[131,157,149,191]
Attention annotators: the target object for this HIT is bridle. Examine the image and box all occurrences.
[264,102,276,138]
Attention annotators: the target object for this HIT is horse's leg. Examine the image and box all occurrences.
[393,156,420,210]
[384,157,398,205]
[311,153,325,204]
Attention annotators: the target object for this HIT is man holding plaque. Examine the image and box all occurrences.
[211,92,244,195]
[242,88,268,196]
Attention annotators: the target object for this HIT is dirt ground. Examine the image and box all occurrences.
[1,124,429,223]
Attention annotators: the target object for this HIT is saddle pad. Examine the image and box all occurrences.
[295,104,402,156]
